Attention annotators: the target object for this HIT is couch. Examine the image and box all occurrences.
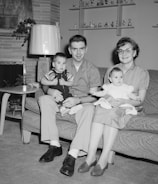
[22,67,158,163]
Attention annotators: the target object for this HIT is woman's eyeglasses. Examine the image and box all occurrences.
[117,48,133,55]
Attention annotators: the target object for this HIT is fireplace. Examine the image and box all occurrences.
[0,62,24,87]
[0,61,24,114]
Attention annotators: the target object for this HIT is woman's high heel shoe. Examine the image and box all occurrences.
[90,163,108,176]
[78,160,97,173]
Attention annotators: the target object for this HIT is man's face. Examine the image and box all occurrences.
[69,41,87,62]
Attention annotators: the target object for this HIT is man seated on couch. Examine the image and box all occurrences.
[38,34,101,177]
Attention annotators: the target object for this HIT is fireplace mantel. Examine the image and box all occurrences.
[0,58,24,65]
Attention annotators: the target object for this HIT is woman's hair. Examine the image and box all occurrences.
[116,37,140,60]
[69,34,87,47]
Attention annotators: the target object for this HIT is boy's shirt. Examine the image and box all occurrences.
[45,68,74,82]
[44,68,73,99]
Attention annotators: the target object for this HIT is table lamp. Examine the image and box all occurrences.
[29,24,60,81]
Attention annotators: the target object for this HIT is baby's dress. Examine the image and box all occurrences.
[94,83,137,115]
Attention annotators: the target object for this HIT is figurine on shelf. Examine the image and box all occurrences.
[122,20,126,27]
[98,22,103,28]
[100,0,105,6]
[111,21,114,27]
[90,0,96,6]
[104,0,108,4]
[74,24,78,29]
[123,0,128,4]
[110,0,114,5]
[89,21,95,28]
[128,18,132,27]
[72,0,77,8]
[84,0,89,7]
[80,0,84,7]
[130,0,134,4]
[104,22,108,27]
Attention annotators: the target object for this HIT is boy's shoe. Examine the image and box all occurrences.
[60,106,70,116]
[69,104,83,115]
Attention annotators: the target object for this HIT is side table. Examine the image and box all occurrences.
[0,85,38,135]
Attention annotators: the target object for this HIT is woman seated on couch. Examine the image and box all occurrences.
[78,37,150,176]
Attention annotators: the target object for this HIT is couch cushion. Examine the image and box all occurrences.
[23,110,40,133]
[124,113,158,133]
[98,67,107,84]
[143,70,158,114]
[25,97,40,114]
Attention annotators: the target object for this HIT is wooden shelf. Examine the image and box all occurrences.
[153,1,158,27]
[70,3,136,10]
[69,0,136,36]
[152,25,158,28]
[6,111,22,120]
[69,26,134,31]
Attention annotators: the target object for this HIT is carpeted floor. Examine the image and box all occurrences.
[0,120,158,184]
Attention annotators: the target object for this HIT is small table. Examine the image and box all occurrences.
[0,85,38,135]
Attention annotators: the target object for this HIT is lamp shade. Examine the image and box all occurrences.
[29,24,60,55]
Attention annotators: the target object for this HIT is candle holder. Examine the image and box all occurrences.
[23,62,27,85]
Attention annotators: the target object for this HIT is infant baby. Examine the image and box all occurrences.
[93,67,141,115]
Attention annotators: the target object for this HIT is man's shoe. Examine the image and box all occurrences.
[39,146,62,163]
[78,160,97,173]
[60,154,76,177]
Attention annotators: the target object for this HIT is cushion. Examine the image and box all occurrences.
[143,70,158,114]
[125,113,158,132]
[98,67,107,84]
[25,97,40,114]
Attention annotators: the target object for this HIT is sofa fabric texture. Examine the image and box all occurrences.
[22,68,158,162]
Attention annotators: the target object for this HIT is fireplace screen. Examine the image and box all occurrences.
[0,63,23,87]
[0,63,23,116]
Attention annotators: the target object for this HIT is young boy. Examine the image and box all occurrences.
[93,67,141,115]
[42,52,74,115]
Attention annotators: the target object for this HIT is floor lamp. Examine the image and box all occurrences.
[29,24,60,82]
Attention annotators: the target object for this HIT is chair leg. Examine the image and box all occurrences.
[22,130,31,144]
[108,151,115,165]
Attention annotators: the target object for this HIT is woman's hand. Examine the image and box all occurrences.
[108,97,124,108]
[62,97,80,108]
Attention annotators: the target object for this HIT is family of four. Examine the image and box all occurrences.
[38,34,149,177]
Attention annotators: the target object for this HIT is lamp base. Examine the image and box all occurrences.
[37,57,51,82]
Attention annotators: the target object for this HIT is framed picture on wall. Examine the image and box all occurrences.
[0,0,33,35]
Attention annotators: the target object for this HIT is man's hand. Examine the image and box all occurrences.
[62,97,80,108]
[47,89,64,103]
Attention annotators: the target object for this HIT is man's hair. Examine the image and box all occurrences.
[69,34,87,47]
[109,67,123,77]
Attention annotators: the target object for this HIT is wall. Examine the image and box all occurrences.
[0,0,60,83]
[60,0,158,70]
